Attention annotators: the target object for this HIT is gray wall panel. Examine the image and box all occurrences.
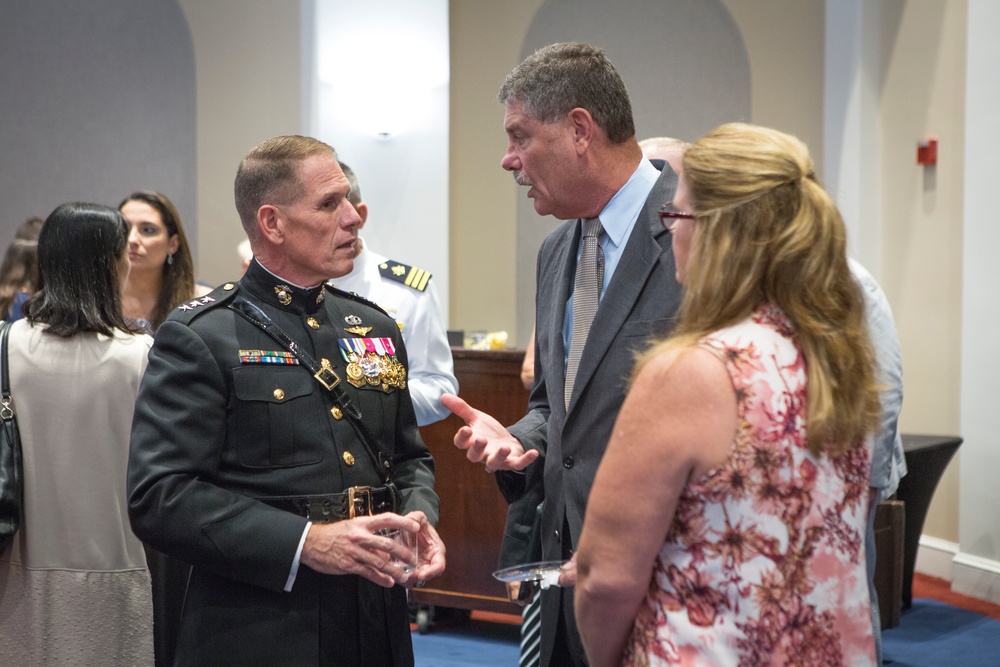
[0,0,196,254]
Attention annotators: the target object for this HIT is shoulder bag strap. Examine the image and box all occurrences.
[0,322,12,418]
[228,297,395,485]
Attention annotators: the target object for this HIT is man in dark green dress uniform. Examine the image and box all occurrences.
[127,135,445,666]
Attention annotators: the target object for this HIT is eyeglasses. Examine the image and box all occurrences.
[657,205,696,232]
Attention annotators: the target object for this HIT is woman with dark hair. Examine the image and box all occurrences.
[575,124,881,666]
[119,190,211,334]
[0,202,153,665]
[0,216,44,322]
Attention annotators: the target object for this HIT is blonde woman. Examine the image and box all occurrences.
[575,123,881,666]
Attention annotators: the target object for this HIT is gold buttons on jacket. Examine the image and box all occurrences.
[330,406,343,420]
[343,451,355,466]
[223,283,235,290]
[307,317,320,330]
[273,389,285,401]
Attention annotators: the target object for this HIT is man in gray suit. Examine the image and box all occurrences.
[442,42,683,666]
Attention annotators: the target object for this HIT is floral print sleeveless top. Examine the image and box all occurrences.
[623,304,875,666]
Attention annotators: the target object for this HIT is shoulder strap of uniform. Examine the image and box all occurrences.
[323,282,391,318]
[167,281,241,325]
[377,259,432,292]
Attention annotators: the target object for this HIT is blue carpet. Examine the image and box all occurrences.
[412,598,1000,666]
[412,619,520,666]
[883,598,1000,667]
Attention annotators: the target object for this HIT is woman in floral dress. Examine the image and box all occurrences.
[575,123,882,667]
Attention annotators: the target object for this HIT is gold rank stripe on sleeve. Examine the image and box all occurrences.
[404,266,431,291]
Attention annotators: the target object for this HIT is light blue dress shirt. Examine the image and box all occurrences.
[850,258,906,498]
[563,159,661,370]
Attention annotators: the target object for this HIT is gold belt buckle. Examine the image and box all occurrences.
[347,485,372,519]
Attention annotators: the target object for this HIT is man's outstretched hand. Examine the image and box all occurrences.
[440,393,539,472]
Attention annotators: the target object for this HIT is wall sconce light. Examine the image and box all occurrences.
[317,3,448,140]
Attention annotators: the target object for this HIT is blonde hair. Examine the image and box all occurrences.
[643,123,880,456]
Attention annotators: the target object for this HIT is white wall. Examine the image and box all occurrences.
[313,0,450,321]
[823,0,882,272]
[957,0,1000,605]
[879,1,968,550]
[179,0,307,285]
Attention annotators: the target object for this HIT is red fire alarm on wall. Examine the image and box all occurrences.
[917,138,938,166]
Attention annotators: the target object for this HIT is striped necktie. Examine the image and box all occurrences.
[565,217,604,409]
[519,596,542,667]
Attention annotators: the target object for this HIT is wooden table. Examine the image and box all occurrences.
[410,348,528,617]
[896,433,963,607]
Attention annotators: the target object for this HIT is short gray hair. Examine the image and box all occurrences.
[234,135,336,239]
[498,42,635,143]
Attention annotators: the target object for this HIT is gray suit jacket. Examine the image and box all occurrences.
[498,164,683,665]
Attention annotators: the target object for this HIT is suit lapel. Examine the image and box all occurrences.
[566,166,677,413]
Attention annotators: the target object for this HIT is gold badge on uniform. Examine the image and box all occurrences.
[274,284,292,305]
[346,361,365,387]
[344,314,372,336]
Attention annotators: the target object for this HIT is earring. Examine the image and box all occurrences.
[167,253,174,266]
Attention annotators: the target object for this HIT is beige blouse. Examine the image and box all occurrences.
[0,320,154,665]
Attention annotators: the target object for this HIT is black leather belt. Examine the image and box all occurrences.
[258,485,396,523]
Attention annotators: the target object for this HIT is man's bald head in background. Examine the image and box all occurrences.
[639,136,689,177]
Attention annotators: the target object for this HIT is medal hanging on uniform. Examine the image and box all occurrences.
[338,337,406,392]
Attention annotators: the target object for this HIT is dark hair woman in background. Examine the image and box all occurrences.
[0,203,153,665]
[119,190,209,334]
[0,216,44,322]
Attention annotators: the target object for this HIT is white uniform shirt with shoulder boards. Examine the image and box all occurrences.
[333,242,457,426]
